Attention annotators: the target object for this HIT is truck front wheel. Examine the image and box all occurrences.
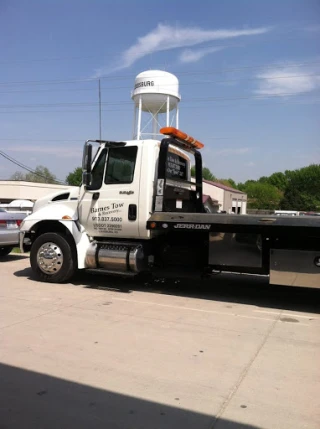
[30,232,77,283]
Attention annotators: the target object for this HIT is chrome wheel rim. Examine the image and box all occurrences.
[37,242,63,275]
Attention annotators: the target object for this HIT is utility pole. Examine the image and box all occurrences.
[98,79,102,140]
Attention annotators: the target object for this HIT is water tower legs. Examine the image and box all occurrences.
[176,105,179,129]
[152,113,158,139]
[137,96,142,140]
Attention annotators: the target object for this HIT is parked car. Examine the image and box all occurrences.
[0,208,26,257]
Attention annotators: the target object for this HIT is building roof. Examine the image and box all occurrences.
[203,179,246,194]
[203,194,219,204]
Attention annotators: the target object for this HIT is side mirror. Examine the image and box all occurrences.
[82,143,92,173]
[82,143,93,188]
[82,171,92,187]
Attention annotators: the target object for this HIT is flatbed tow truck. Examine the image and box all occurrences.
[20,127,320,288]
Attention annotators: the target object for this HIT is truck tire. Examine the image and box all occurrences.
[0,246,13,258]
[30,232,77,283]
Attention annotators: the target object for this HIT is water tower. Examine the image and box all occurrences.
[131,70,181,140]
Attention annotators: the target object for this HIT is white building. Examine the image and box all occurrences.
[0,181,77,204]
[202,180,247,214]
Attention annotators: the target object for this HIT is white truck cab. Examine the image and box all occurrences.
[20,128,204,282]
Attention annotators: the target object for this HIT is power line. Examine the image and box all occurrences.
[0,136,241,142]
[0,60,319,87]
[0,150,65,184]
[0,93,319,115]
[0,139,84,142]
[0,102,318,115]
[186,91,320,102]
[0,87,96,95]
[0,89,319,109]
[0,136,235,142]
[0,73,319,95]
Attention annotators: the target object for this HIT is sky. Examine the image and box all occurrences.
[0,0,319,183]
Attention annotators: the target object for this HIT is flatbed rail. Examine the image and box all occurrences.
[147,212,320,234]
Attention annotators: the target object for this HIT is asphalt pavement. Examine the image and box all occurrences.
[1,254,319,429]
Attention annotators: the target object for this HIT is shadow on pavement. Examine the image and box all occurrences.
[0,362,258,429]
[0,254,28,262]
[14,267,320,315]
[14,267,34,278]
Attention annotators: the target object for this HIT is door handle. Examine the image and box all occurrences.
[92,192,100,201]
[128,204,137,221]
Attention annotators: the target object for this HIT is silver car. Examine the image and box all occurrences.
[0,208,26,258]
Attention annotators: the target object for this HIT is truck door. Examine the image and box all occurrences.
[78,144,141,239]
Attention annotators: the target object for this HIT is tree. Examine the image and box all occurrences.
[25,166,58,184]
[267,172,288,191]
[258,172,288,191]
[245,182,282,210]
[66,167,82,186]
[216,178,237,189]
[202,167,216,181]
[10,171,25,181]
[280,164,320,211]
[237,179,256,192]
[191,166,216,181]
[258,176,269,184]
[237,182,246,192]
[10,165,58,184]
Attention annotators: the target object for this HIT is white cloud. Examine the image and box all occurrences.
[255,64,320,96]
[94,23,270,75]
[179,46,225,63]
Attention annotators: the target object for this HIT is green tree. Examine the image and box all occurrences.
[10,165,58,184]
[66,167,82,186]
[216,178,237,189]
[25,165,58,184]
[280,164,320,211]
[267,172,288,191]
[191,166,216,181]
[237,182,246,192]
[237,179,257,192]
[245,182,282,210]
[10,171,25,181]
[258,172,288,191]
[258,176,269,184]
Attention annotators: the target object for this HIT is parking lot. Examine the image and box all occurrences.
[1,254,319,429]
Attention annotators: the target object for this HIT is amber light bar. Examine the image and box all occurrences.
[160,127,204,149]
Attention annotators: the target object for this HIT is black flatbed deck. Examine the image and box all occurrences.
[147,212,320,234]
